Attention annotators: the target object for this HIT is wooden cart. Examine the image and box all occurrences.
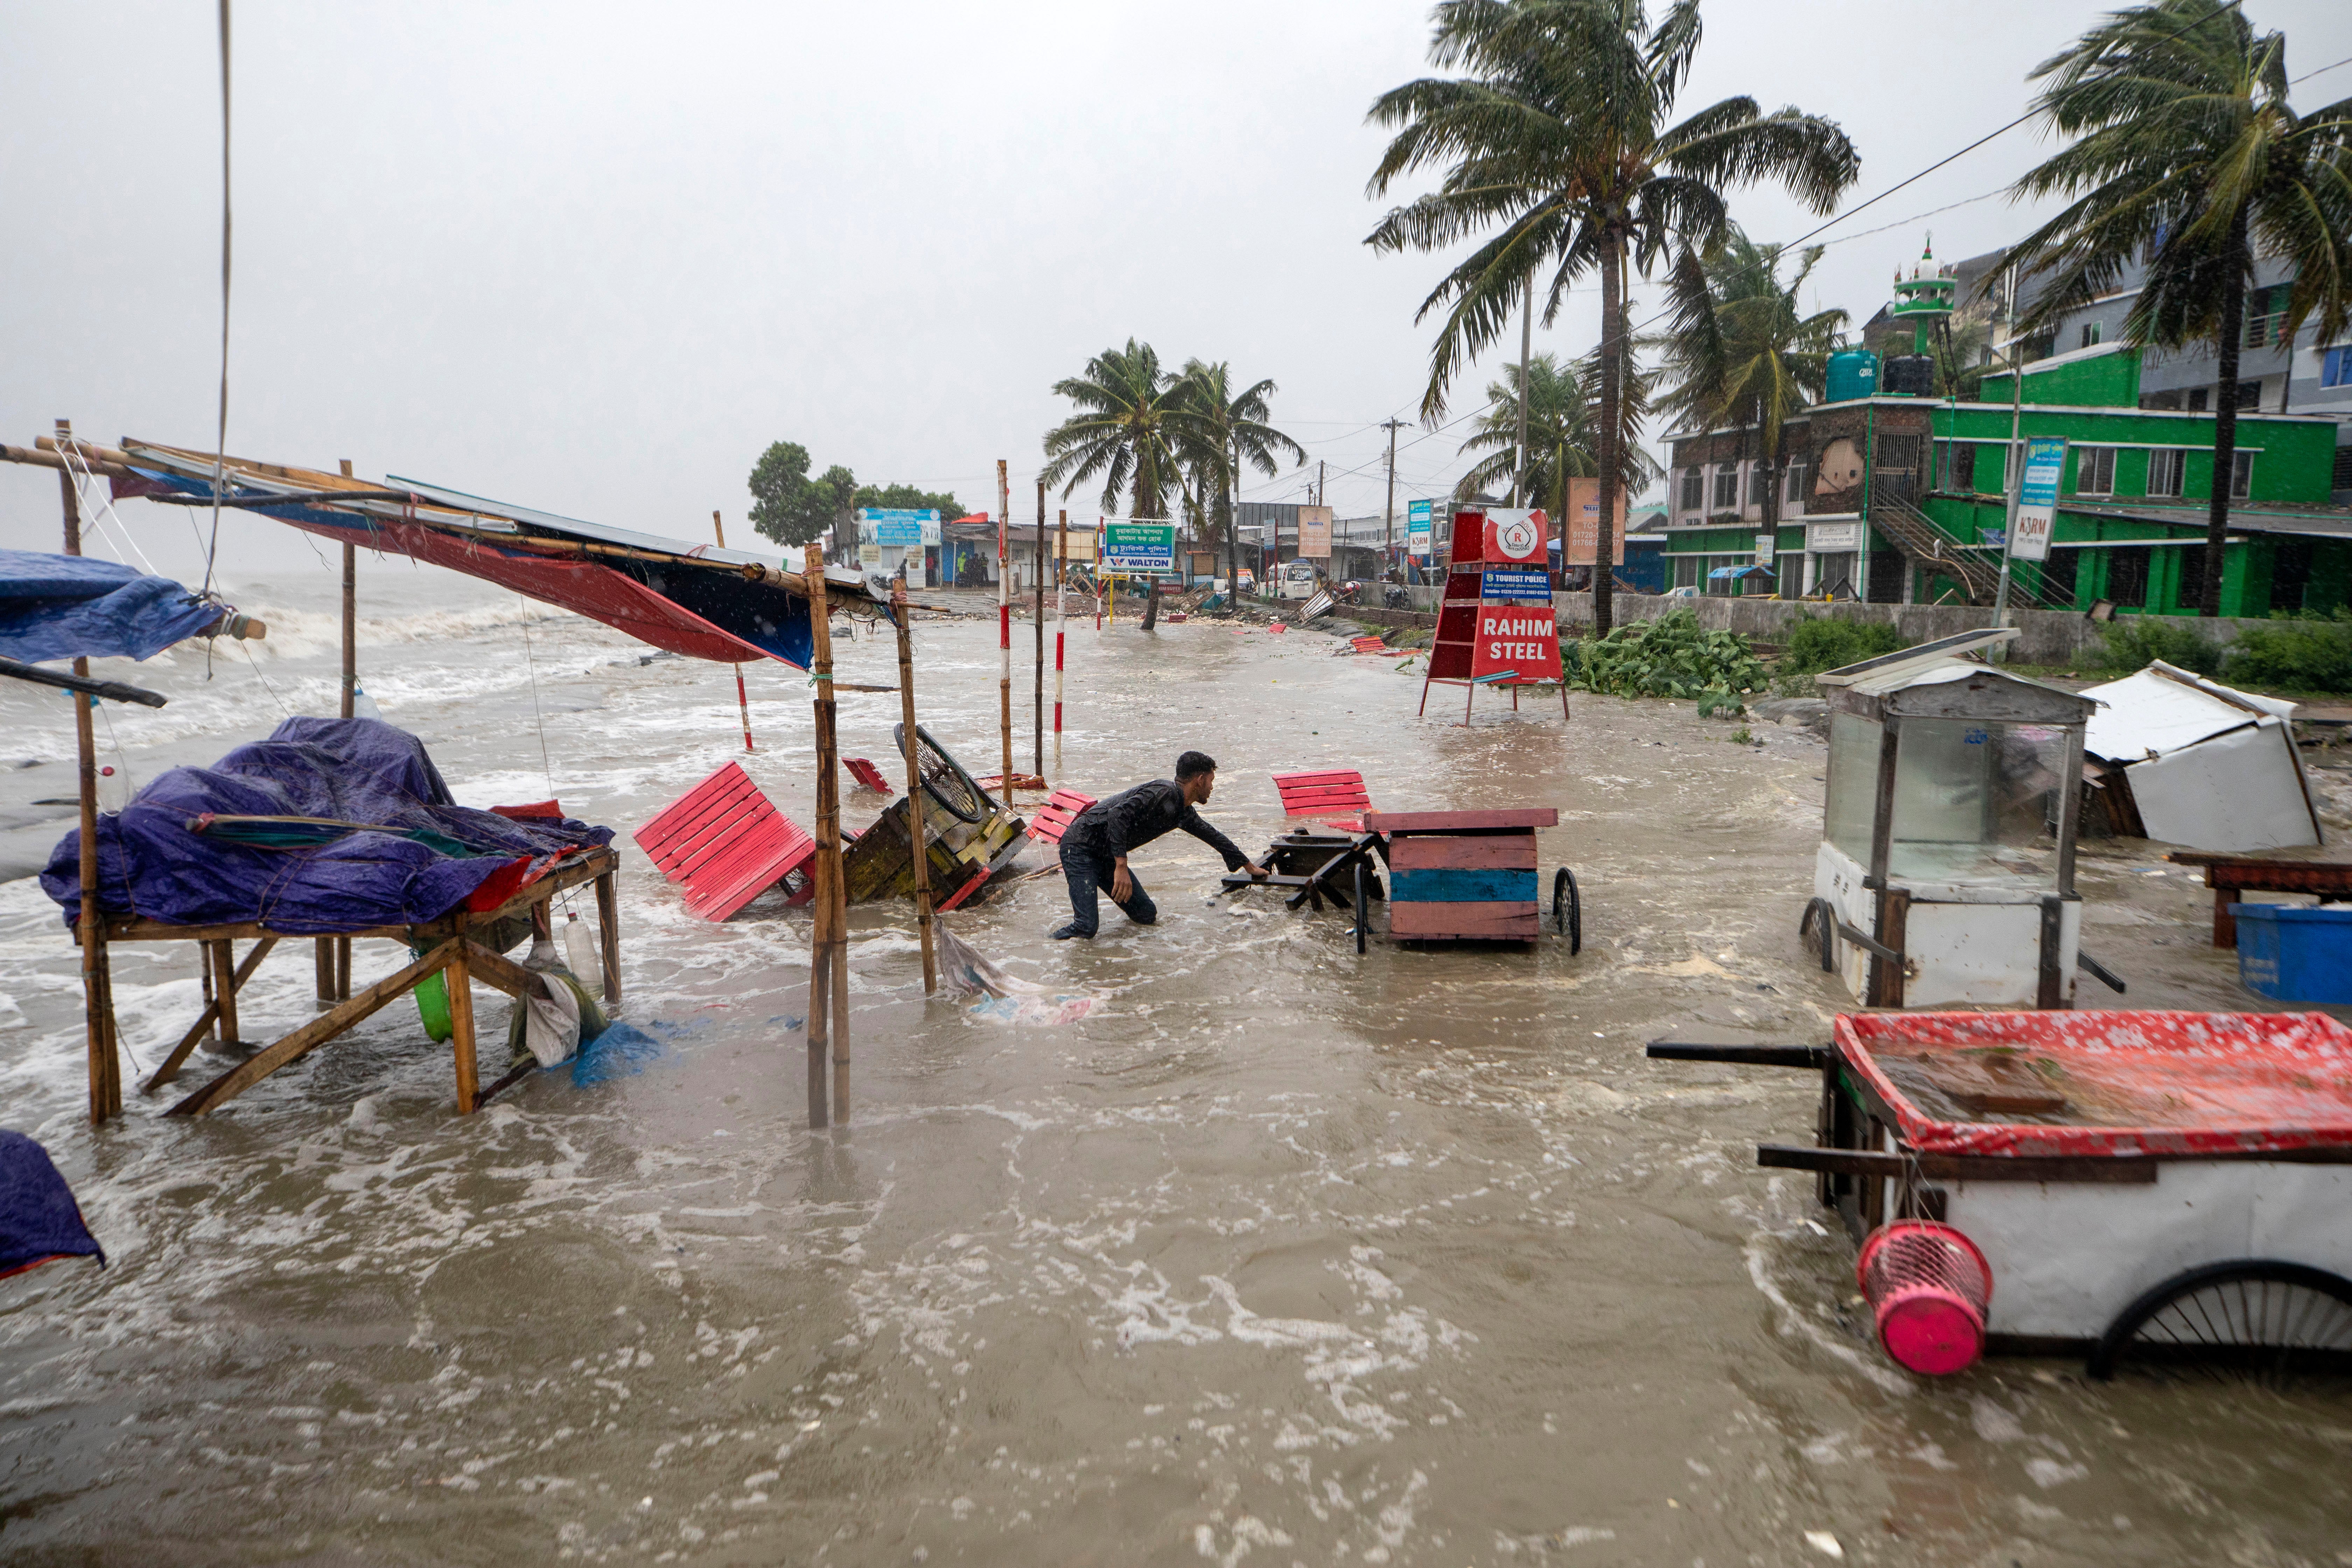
[1222,807,1580,954]
[1651,1010,2352,1379]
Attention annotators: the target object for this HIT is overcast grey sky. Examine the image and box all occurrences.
[6,0,2350,581]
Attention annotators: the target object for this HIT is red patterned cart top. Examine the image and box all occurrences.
[1835,1010,2352,1159]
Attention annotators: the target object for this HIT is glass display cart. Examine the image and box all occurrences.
[1799,628,2120,1009]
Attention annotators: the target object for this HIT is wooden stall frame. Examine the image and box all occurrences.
[74,848,620,1117]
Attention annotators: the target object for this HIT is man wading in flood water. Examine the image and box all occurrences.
[1051,751,1267,940]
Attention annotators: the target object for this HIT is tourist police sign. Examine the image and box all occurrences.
[1100,522,1176,574]
[2009,438,2067,564]
[1407,498,1434,557]
[1472,555,1560,682]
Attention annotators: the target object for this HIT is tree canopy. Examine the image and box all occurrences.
[747,440,965,547]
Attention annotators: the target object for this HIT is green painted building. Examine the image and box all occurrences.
[1661,339,2350,616]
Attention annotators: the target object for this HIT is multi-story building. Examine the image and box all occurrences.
[1660,342,2346,616]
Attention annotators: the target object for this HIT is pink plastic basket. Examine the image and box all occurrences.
[1856,1221,1993,1376]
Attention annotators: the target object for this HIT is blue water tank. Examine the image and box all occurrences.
[1826,349,1879,404]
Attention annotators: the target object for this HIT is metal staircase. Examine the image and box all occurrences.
[1867,495,2008,607]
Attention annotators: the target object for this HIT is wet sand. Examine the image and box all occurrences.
[1,578,2347,1565]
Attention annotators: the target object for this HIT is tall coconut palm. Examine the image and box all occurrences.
[1173,360,1309,592]
[2000,0,2352,615]
[1655,230,1846,534]
[1365,0,1859,634]
[1041,340,1188,519]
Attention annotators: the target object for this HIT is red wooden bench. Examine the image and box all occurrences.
[845,757,894,794]
[1026,789,1098,852]
[1273,768,1372,832]
[634,761,819,920]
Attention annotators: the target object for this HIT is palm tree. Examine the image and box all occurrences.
[1174,360,1308,592]
[1365,0,1859,634]
[1453,351,1660,522]
[1655,230,1846,536]
[1999,0,2352,615]
[1041,340,1187,519]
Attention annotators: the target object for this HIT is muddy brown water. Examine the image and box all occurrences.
[1,580,2348,1565]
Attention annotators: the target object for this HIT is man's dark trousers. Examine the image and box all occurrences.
[1053,842,1156,939]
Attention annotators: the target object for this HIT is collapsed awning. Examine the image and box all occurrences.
[108,441,872,671]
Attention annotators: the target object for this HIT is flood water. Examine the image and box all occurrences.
[1,567,2347,1565]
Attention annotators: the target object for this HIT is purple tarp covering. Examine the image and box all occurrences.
[40,717,614,934]
[0,1131,102,1281]
[0,548,221,664]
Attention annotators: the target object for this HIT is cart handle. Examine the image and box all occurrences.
[1835,920,1902,965]
[2078,951,2127,994]
[1646,1042,1827,1070]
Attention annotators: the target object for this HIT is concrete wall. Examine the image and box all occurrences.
[1547,591,2269,666]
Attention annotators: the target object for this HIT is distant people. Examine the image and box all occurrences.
[1049,751,1267,940]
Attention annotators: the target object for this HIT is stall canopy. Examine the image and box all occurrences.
[0,550,221,664]
[105,440,867,671]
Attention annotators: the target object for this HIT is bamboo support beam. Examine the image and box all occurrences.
[447,943,480,1113]
[168,940,460,1116]
[58,418,121,1127]
[894,585,937,993]
[143,936,278,1092]
[804,544,843,1128]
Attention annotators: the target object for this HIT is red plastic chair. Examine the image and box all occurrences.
[1026,789,1098,854]
[634,762,819,920]
[1273,769,1372,833]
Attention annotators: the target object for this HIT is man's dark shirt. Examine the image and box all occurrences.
[1061,779,1248,871]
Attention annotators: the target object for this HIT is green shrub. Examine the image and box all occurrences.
[1563,609,1767,712]
[1775,616,1907,694]
[2223,608,2352,693]
[2092,616,2226,677]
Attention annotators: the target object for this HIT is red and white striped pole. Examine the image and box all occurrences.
[1054,509,1068,773]
[996,460,1011,793]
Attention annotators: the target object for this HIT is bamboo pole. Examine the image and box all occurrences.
[997,460,1011,799]
[323,460,358,1007]
[715,510,754,751]
[1054,511,1067,777]
[892,586,936,993]
[1034,482,1045,781]
[803,543,843,1128]
[60,418,121,1125]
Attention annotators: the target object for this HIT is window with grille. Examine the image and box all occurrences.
[2074,447,2116,495]
[2038,549,2079,607]
[2244,284,2291,347]
[1680,467,1703,511]
[2232,450,2254,498]
[2334,446,2352,490]
[2187,387,2211,411]
[1948,444,1976,491]
[2147,449,2186,497]
[1673,555,1699,590]
[2233,379,2263,410]
[1712,465,1738,510]
[1784,462,1806,502]
[2325,346,2352,389]
[2079,321,2104,349]
[1748,465,1770,506]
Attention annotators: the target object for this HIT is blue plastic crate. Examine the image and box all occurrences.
[2235,902,2352,1005]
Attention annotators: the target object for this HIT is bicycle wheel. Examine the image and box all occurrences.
[1553,868,1581,955]
[2087,1260,2352,1383]
[892,722,990,823]
[1799,897,1838,974]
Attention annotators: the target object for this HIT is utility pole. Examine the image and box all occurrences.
[1380,418,1405,571]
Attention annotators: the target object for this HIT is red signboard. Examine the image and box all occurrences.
[1470,603,1560,683]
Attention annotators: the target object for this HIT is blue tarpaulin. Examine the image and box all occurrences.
[0,1130,103,1281]
[0,549,220,664]
[40,717,614,933]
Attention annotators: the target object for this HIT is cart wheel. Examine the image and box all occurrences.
[1353,859,1369,955]
[892,722,990,823]
[1800,897,1838,973]
[2087,1260,2352,1382]
[1552,867,1581,955]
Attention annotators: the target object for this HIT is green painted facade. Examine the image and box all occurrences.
[1914,397,2343,616]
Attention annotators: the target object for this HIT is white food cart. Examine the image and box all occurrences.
[1800,628,2122,1010]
